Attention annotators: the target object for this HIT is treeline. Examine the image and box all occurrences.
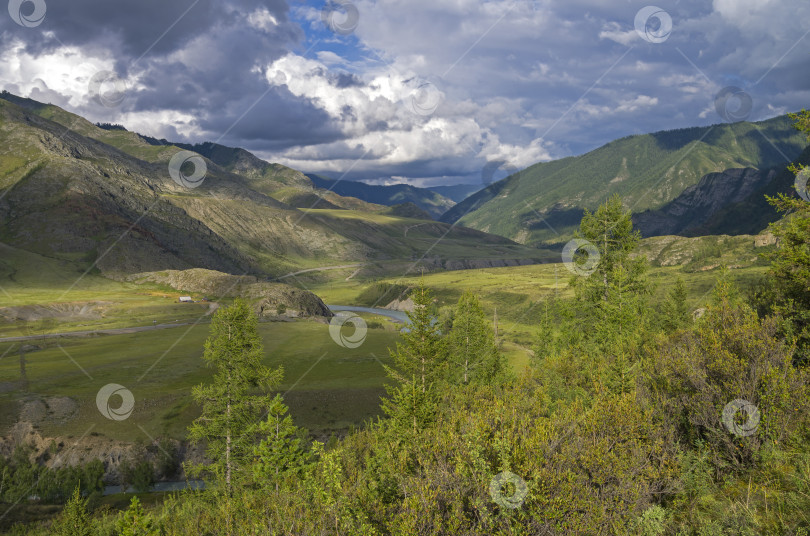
[0,445,103,505]
[15,111,810,535]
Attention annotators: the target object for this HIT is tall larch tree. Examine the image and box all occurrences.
[447,291,504,385]
[187,299,283,497]
[381,282,446,434]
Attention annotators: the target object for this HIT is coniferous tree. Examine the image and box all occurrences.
[573,194,648,303]
[187,299,283,496]
[381,282,446,434]
[116,496,159,536]
[660,277,690,332]
[51,487,92,536]
[447,291,504,384]
[252,394,312,491]
[764,111,810,364]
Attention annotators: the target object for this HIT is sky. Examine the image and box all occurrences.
[0,0,808,187]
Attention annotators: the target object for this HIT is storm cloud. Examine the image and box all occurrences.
[1,0,808,186]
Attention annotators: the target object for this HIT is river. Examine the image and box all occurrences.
[327,305,411,324]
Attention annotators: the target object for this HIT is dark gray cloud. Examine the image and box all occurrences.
[0,0,808,186]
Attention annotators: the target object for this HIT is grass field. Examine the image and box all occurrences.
[306,261,767,355]
[0,319,400,442]
[0,234,770,445]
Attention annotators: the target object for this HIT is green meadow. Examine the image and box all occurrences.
[0,319,399,442]
[0,235,767,444]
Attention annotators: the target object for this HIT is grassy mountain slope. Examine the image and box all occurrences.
[427,183,482,203]
[693,145,810,236]
[442,116,807,245]
[307,174,455,219]
[0,94,542,282]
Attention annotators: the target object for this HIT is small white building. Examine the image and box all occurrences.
[179,296,193,303]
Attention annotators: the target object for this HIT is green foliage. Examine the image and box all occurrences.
[116,496,159,536]
[765,181,810,365]
[659,277,691,332]
[155,439,180,478]
[643,279,810,471]
[252,394,312,491]
[187,298,284,493]
[381,282,446,435]
[120,459,154,493]
[572,194,648,303]
[50,487,92,536]
[446,291,505,385]
[355,282,410,308]
[0,447,103,506]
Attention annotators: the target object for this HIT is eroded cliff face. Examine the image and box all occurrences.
[633,168,775,237]
[0,421,204,484]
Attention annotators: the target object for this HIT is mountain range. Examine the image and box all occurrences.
[441,115,808,246]
[2,90,806,293]
[0,92,545,284]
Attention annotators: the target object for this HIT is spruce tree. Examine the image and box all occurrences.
[447,291,504,384]
[51,486,92,536]
[573,194,648,303]
[187,299,283,495]
[116,496,159,536]
[252,394,312,491]
[764,111,810,364]
[381,282,446,434]
[660,277,690,332]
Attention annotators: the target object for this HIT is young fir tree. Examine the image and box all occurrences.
[116,496,159,536]
[569,196,651,386]
[252,394,312,491]
[187,299,283,496]
[660,277,691,332]
[51,486,92,536]
[381,282,446,434]
[447,291,504,384]
[573,194,648,304]
[764,110,810,364]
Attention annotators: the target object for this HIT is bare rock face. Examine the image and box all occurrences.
[384,297,415,312]
[128,268,332,317]
[0,421,204,484]
[754,233,777,247]
[633,168,775,237]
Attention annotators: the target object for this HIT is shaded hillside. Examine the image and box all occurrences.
[632,167,775,237]
[441,115,807,245]
[0,94,542,280]
[694,146,810,236]
[634,146,810,237]
[427,183,482,203]
[307,174,455,219]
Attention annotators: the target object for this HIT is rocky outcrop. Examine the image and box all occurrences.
[0,421,204,484]
[633,168,775,237]
[128,268,332,317]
